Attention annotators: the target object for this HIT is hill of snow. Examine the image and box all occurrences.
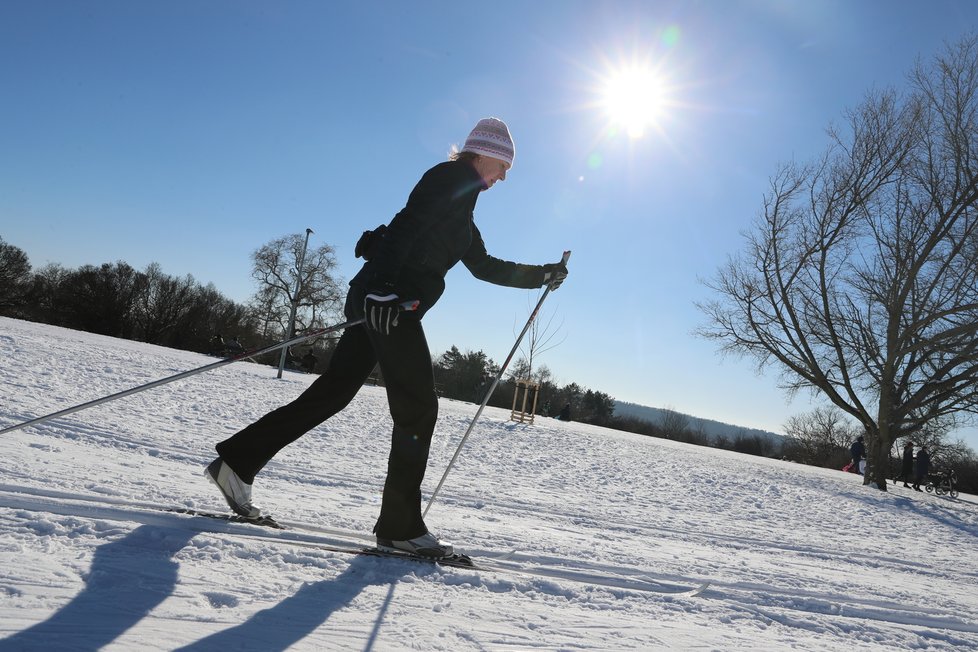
[614,400,785,444]
[2,316,977,650]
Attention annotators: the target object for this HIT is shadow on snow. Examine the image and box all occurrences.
[0,524,408,652]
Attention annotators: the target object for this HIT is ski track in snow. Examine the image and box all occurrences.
[1,316,978,651]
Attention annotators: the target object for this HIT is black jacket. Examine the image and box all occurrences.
[901,445,914,475]
[915,449,931,478]
[351,160,547,315]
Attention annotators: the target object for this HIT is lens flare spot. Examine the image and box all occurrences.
[661,25,680,48]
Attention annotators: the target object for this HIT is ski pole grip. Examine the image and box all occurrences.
[560,250,571,265]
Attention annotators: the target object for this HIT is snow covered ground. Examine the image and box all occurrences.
[1,316,977,651]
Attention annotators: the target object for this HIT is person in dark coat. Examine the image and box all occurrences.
[558,403,572,421]
[913,446,931,491]
[897,441,914,488]
[850,436,866,475]
[204,118,568,559]
[300,351,318,373]
[209,333,225,355]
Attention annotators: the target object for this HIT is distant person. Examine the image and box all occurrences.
[475,373,491,402]
[285,346,299,368]
[226,337,244,355]
[850,436,865,475]
[203,117,568,559]
[209,333,225,355]
[301,351,318,373]
[896,441,914,488]
[912,446,931,491]
[558,403,571,421]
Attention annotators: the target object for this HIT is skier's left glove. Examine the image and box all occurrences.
[542,261,569,290]
[364,293,401,335]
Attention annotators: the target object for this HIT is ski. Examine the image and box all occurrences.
[161,506,286,529]
[161,506,479,568]
[351,546,477,569]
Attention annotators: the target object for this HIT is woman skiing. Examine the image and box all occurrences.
[204,117,568,558]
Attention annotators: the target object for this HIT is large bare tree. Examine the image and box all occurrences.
[699,36,978,490]
[249,233,344,341]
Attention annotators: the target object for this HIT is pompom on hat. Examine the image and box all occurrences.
[461,117,515,166]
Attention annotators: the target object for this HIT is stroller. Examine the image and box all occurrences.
[925,469,959,498]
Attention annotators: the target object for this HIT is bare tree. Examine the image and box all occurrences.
[699,36,978,490]
[132,263,196,344]
[930,436,978,474]
[534,364,554,387]
[0,238,32,312]
[660,408,692,440]
[784,406,861,468]
[514,292,566,381]
[248,233,345,341]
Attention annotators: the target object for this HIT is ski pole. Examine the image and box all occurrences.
[423,251,570,517]
[1,300,419,435]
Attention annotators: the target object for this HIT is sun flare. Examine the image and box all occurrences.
[601,67,667,139]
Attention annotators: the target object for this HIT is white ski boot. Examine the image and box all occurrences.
[376,532,454,559]
[205,458,261,518]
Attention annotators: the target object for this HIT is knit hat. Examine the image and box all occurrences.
[461,117,515,166]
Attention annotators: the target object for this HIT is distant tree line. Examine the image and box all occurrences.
[0,236,343,369]
[4,236,976,493]
[1,244,257,353]
[428,345,852,470]
[429,345,616,425]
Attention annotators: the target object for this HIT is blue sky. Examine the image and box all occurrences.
[3,0,978,449]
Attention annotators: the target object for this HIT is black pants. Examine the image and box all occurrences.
[897,465,913,484]
[215,287,439,540]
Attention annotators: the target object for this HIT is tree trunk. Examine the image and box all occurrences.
[866,424,890,491]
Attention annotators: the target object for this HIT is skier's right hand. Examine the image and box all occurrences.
[364,293,401,335]
[542,261,569,290]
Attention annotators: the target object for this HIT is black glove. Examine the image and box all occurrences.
[542,261,568,290]
[364,292,401,335]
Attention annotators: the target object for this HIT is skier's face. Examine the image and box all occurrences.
[472,155,510,190]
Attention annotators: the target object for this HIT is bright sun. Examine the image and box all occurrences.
[601,67,667,139]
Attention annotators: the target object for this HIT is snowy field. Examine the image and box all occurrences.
[1,316,977,651]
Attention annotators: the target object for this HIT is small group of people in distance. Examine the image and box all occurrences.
[208,333,243,357]
[847,436,931,491]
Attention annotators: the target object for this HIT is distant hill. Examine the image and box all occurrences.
[613,401,785,444]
